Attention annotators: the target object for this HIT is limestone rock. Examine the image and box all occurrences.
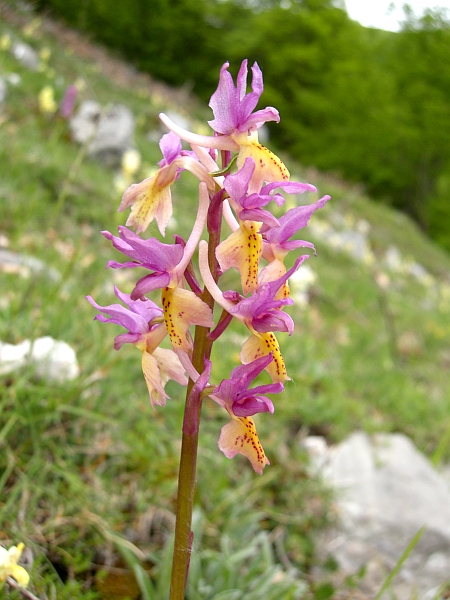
[305,432,450,598]
[11,42,39,71]
[70,100,135,166]
[0,248,61,281]
[0,336,79,382]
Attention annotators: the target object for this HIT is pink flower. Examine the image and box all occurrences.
[119,132,215,235]
[159,61,290,192]
[224,257,307,335]
[103,185,214,353]
[199,241,307,383]
[208,60,280,136]
[262,195,330,259]
[86,287,187,407]
[213,354,282,417]
[60,84,77,119]
[215,158,317,294]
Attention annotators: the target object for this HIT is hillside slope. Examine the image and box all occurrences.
[1,3,450,599]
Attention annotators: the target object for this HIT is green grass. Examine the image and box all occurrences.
[1,4,450,599]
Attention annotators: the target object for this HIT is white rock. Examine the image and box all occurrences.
[0,337,79,382]
[70,101,135,166]
[70,100,101,143]
[0,249,61,281]
[5,73,21,86]
[290,264,317,291]
[308,216,372,263]
[30,337,79,382]
[11,42,39,71]
[0,339,31,374]
[289,265,317,305]
[384,245,403,272]
[310,432,450,598]
[301,436,329,474]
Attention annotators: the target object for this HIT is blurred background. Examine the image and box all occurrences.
[33,0,450,251]
[1,0,450,598]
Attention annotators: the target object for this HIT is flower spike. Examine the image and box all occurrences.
[89,59,330,487]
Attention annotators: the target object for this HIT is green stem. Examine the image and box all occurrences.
[168,326,209,600]
[169,191,223,600]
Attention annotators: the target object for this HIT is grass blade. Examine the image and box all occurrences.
[374,527,425,600]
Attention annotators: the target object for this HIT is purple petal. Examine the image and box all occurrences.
[131,272,171,299]
[237,107,280,133]
[239,208,280,228]
[213,379,234,403]
[232,395,274,417]
[263,196,330,244]
[236,59,249,102]
[86,295,149,334]
[252,312,295,335]
[264,255,307,298]
[117,226,183,271]
[228,353,275,383]
[261,181,317,195]
[208,62,239,135]
[105,260,141,270]
[208,61,280,135]
[213,354,276,405]
[114,332,141,350]
[223,290,242,303]
[280,239,316,253]
[230,280,293,322]
[102,230,136,257]
[113,286,162,321]
[237,382,283,398]
[213,354,284,417]
[232,286,289,321]
[236,63,279,133]
[228,256,305,329]
[180,149,198,160]
[158,131,182,166]
[250,62,264,97]
[242,192,280,210]
[224,157,254,202]
[104,227,183,272]
[236,62,262,126]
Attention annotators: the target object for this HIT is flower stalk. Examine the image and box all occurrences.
[170,300,215,600]
[169,347,206,600]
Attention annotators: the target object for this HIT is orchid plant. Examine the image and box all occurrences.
[88,60,329,600]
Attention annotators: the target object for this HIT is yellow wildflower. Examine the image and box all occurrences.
[38,86,57,114]
[0,543,29,588]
